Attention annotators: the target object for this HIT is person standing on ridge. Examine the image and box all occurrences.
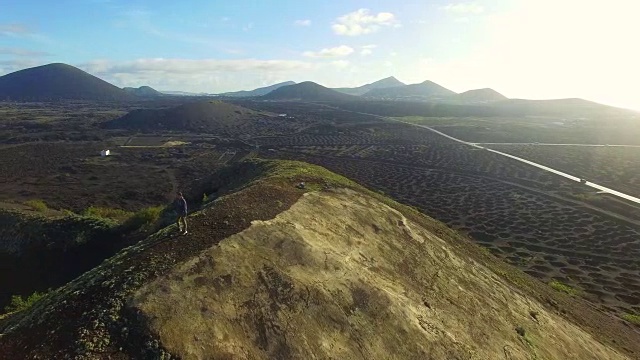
[175,192,188,235]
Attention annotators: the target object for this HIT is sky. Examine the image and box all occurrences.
[1,0,640,110]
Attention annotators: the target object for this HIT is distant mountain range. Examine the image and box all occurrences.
[123,86,162,97]
[0,63,133,101]
[261,81,360,102]
[332,76,405,96]
[230,78,507,104]
[0,63,634,118]
[218,81,296,97]
[363,80,457,100]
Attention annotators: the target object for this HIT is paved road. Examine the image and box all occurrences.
[392,119,640,205]
[472,142,640,148]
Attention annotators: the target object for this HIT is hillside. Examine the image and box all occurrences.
[219,81,296,97]
[261,81,361,102]
[0,159,637,359]
[104,100,260,132]
[123,85,162,97]
[454,88,508,102]
[494,98,637,117]
[364,80,457,100]
[0,206,161,310]
[335,96,636,119]
[333,76,405,96]
[0,63,133,101]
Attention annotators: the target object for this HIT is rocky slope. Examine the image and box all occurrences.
[135,188,631,360]
[0,160,637,359]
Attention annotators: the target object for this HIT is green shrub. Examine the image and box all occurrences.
[549,280,579,296]
[61,209,76,216]
[622,313,640,325]
[83,206,132,222]
[24,199,48,212]
[121,205,164,232]
[4,290,47,313]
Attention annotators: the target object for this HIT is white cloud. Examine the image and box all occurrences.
[440,2,484,14]
[294,19,311,26]
[360,44,377,56]
[80,58,314,76]
[75,58,322,93]
[0,59,42,76]
[70,57,366,93]
[332,9,398,36]
[331,60,350,68]
[0,23,31,36]
[0,47,50,56]
[302,45,354,58]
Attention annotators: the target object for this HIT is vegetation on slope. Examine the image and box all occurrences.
[0,203,170,310]
[23,199,49,212]
[622,313,640,326]
[549,280,582,296]
[4,291,48,314]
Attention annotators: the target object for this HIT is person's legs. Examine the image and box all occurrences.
[176,215,183,232]
[178,216,187,234]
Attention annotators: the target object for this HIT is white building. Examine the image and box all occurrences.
[100,149,110,157]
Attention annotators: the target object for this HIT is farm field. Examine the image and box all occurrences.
[400,116,640,145]
[488,145,640,199]
[0,142,247,212]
